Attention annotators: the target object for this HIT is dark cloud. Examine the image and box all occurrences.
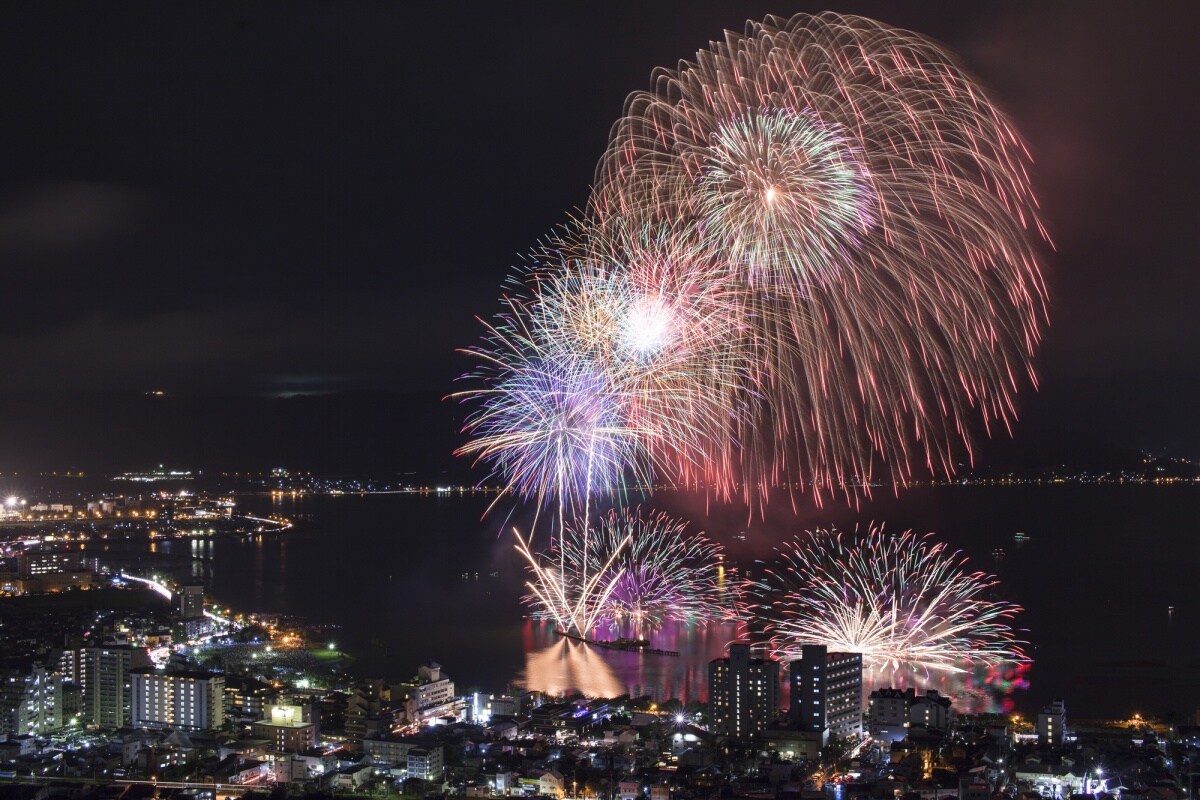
[0,283,488,394]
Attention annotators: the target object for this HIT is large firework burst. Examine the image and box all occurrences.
[452,13,1051,648]
[753,524,1028,673]
[591,12,1049,506]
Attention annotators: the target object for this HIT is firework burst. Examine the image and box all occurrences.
[533,224,755,484]
[454,294,651,512]
[452,14,1050,653]
[590,12,1049,506]
[458,221,755,501]
[550,507,734,632]
[752,524,1028,673]
[514,525,630,635]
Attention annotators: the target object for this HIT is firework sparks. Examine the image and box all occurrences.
[454,294,650,512]
[534,224,753,485]
[699,108,878,289]
[458,222,753,501]
[752,524,1028,673]
[513,525,630,635]
[547,507,734,633]
[590,12,1049,507]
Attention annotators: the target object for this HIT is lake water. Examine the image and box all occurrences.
[99,485,1200,719]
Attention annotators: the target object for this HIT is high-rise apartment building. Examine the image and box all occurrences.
[708,642,779,739]
[0,662,65,738]
[177,585,204,620]
[85,646,135,728]
[131,668,224,731]
[1038,698,1066,747]
[789,645,864,740]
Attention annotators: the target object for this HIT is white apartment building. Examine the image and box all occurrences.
[131,668,224,731]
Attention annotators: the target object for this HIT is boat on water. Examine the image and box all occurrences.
[1014,531,1031,542]
[555,629,680,657]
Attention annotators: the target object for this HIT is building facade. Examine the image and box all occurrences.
[868,688,912,742]
[364,734,442,779]
[407,746,444,781]
[395,662,454,726]
[868,688,954,742]
[910,690,952,732]
[18,663,65,736]
[177,585,204,620]
[825,651,863,738]
[224,677,277,724]
[363,734,419,766]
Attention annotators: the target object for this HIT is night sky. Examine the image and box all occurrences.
[1,1,1197,475]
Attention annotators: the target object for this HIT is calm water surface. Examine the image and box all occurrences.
[100,486,1200,718]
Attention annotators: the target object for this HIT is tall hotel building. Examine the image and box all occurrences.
[1038,698,1066,748]
[789,644,863,739]
[131,669,224,731]
[708,642,779,739]
[85,646,135,728]
[177,585,205,620]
